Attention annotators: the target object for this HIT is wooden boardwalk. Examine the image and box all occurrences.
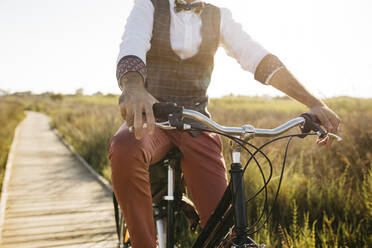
[0,112,117,248]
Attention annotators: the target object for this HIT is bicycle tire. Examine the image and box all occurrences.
[113,193,131,248]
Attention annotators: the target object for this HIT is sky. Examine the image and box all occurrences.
[0,0,371,98]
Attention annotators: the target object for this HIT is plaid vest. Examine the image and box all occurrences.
[146,0,220,116]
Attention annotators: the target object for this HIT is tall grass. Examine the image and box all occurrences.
[0,98,25,194]
[210,96,372,247]
[26,94,372,247]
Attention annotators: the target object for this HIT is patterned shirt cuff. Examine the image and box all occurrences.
[254,54,285,85]
[116,55,147,90]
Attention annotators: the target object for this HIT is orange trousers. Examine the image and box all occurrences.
[109,123,228,248]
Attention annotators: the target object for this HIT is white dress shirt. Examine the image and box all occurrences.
[118,0,270,74]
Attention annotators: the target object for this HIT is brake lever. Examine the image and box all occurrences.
[323,132,343,142]
[128,121,192,132]
[128,122,172,132]
[128,123,148,133]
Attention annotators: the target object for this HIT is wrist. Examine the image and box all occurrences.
[120,72,145,92]
[119,74,148,105]
[306,97,325,109]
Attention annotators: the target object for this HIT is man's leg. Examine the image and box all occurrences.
[171,132,228,226]
[109,123,172,248]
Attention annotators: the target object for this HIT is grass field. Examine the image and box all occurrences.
[0,98,25,195]
[4,94,372,247]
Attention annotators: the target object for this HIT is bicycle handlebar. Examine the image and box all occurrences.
[129,102,342,141]
[183,108,307,138]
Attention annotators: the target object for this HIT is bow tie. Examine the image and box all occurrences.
[174,0,205,14]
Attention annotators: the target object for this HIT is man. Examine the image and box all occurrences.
[109,0,340,247]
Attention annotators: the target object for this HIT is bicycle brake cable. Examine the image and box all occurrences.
[233,132,319,234]
[230,132,319,234]
[246,136,293,235]
[186,128,272,232]
[187,128,320,235]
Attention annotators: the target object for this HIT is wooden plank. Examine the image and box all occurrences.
[0,112,117,248]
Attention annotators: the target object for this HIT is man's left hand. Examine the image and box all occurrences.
[309,104,341,148]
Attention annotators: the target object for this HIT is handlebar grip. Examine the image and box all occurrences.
[153,102,183,121]
[299,113,326,138]
[301,113,321,125]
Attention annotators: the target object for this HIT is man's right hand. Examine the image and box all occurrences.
[119,72,158,140]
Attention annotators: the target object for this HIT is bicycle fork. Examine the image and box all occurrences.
[230,142,257,247]
[155,159,175,248]
[155,210,167,248]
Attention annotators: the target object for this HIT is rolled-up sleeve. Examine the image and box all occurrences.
[219,8,270,74]
[117,0,154,65]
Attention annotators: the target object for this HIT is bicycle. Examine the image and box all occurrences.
[113,102,342,248]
